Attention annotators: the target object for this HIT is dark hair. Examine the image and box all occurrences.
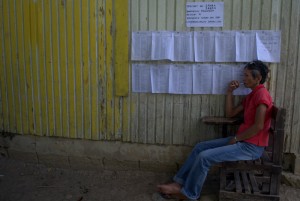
[244,60,269,84]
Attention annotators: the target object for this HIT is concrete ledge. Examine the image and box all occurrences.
[140,161,178,173]
[38,154,70,169]
[103,158,139,171]
[69,156,104,171]
[283,153,300,175]
[8,150,38,163]
[282,171,300,188]
[1,134,192,172]
[294,155,300,175]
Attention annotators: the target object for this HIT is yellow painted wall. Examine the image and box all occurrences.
[1,0,300,156]
[0,0,128,140]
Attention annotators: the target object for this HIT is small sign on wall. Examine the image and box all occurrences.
[186,2,224,27]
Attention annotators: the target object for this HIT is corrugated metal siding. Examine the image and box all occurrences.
[277,0,300,154]
[0,0,128,140]
[128,0,281,145]
[1,0,300,154]
[128,0,300,153]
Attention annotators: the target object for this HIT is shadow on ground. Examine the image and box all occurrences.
[0,157,299,201]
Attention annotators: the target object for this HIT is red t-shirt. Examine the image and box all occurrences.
[237,84,273,146]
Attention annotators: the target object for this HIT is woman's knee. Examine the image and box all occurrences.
[198,150,211,160]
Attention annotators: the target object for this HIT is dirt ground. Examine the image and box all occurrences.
[0,156,300,201]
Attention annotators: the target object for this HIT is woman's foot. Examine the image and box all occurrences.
[157,182,181,195]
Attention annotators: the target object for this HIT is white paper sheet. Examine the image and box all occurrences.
[151,31,174,60]
[215,31,236,62]
[132,64,151,93]
[151,65,170,93]
[236,31,257,62]
[173,32,194,61]
[194,31,215,62]
[186,2,224,27]
[169,65,193,94]
[256,31,281,62]
[193,64,213,94]
[131,32,152,60]
[212,65,233,94]
[132,63,253,95]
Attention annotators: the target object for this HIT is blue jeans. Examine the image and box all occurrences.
[173,137,264,200]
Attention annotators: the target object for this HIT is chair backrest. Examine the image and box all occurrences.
[268,106,286,165]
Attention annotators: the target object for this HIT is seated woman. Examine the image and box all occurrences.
[157,60,273,200]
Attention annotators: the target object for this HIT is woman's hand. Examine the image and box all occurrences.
[227,80,240,93]
[228,136,237,145]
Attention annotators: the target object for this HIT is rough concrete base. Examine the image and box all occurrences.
[294,155,300,175]
[1,133,300,190]
[283,153,300,175]
[0,133,192,172]
[282,171,300,188]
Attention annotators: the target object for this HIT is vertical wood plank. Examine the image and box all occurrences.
[251,0,262,29]
[6,0,16,133]
[90,0,98,140]
[44,0,55,136]
[261,0,272,29]
[0,0,6,131]
[82,0,91,139]
[105,0,114,140]
[154,1,166,144]
[11,0,23,133]
[144,0,156,144]
[23,0,35,134]
[121,0,131,142]
[114,0,129,140]
[165,0,176,145]
[129,0,139,143]
[190,94,201,144]
[241,0,251,29]
[30,0,41,135]
[293,21,300,153]
[74,0,83,138]
[115,0,129,97]
[268,0,281,99]
[285,0,300,153]
[232,0,242,30]
[59,0,69,138]
[157,0,166,29]
[42,0,56,136]
[276,0,291,149]
[37,0,47,136]
[177,0,193,145]
[224,0,233,29]
[138,0,148,143]
[66,0,76,138]
[148,0,164,144]
[3,0,14,132]
[98,0,106,140]
[15,2,29,134]
[173,0,186,145]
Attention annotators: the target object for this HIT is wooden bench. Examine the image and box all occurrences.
[219,106,286,201]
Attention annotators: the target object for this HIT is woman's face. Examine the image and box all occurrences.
[243,68,261,90]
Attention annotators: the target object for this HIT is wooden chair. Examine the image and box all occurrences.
[219,106,286,201]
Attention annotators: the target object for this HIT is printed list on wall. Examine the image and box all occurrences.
[131,30,281,95]
[131,30,281,63]
[186,2,224,27]
[132,64,251,95]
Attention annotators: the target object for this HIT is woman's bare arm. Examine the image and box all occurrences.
[228,104,267,144]
[226,80,244,117]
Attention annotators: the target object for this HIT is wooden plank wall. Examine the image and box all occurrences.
[0,0,300,155]
[0,0,128,140]
[128,0,300,154]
